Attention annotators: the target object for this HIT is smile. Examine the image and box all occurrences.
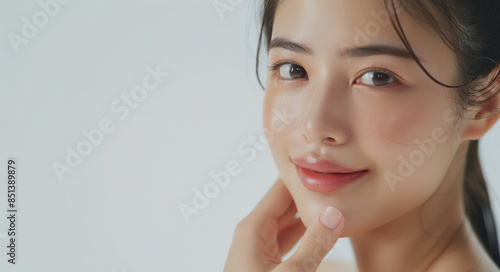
[294,164,369,193]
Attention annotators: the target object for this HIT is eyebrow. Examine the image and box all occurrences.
[269,37,422,62]
[269,37,313,55]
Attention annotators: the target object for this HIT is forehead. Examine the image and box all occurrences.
[271,0,456,82]
[273,0,404,48]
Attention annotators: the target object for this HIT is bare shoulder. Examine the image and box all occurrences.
[317,260,358,272]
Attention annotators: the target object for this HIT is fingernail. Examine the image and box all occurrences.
[320,206,342,229]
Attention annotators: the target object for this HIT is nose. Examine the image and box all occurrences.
[300,80,350,146]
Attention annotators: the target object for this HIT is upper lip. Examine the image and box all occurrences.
[292,154,367,174]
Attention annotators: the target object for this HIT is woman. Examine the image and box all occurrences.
[224,0,500,271]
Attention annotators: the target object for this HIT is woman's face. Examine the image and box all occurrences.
[263,0,467,236]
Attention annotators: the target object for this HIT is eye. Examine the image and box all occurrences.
[271,62,307,79]
[356,71,396,86]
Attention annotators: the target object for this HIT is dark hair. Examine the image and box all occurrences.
[255,0,500,268]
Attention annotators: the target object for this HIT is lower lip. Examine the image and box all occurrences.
[295,165,369,193]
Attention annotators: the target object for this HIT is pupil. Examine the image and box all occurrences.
[290,65,304,78]
[373,72,389,85]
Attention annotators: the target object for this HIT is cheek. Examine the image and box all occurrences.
[364,98,431,144]
[357,85,457,146]
[262,89,300,175]
[262,89,301,146]
[356,90,454,167]
[263,90,310,218]
[359,95,448,177]
[357,92,458,168]
[343,93,459,232]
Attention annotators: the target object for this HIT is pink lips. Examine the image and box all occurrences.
[292,156,369,193]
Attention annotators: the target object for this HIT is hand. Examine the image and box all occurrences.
[224,177,344,272]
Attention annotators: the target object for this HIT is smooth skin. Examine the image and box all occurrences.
[224,177,345,272]
[225,0,500,271]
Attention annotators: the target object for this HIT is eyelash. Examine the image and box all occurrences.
[268,60,401,86]
[355,66,400,86]
[268,60,296,71]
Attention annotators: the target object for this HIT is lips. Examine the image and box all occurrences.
[292,155,369,193]
[292,156,366,174]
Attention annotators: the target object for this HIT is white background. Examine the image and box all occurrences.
[0,1,499,271]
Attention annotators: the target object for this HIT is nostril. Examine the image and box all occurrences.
[323,137,336,143]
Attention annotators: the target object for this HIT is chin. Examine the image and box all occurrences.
[292,193,383,238]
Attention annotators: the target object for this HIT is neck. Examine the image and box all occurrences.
[349,141,485,272]
[350,199,466,271]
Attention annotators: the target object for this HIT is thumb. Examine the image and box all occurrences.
[281,206,344,272]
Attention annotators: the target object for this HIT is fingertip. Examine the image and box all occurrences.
[319,206,342,230]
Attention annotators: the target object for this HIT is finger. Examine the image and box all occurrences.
[281,206,344,272]
[278,219,306,255]
[278,200,299,232]
[251,176,293,220]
